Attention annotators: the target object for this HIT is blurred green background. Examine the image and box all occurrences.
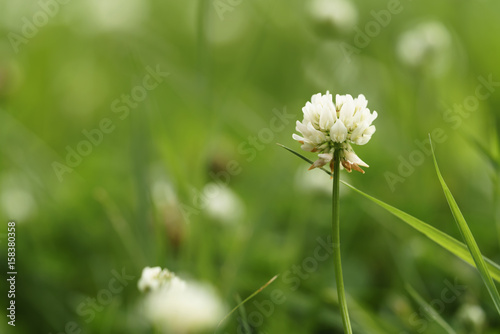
[1,0,500,333]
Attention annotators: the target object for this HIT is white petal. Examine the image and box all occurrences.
[354,94,368,110]
[319,107,335,130]
[318,153,333,161]
[363,125,376,137]
[306,122,326,143]
[301,142,316,151]
[302,102,318,124]
[311,92,322,104]
[330,120,348,143]
[335,94,353,109]
[310,153,333,169]
[339,101,355,128]
[355,135,371,145]
[349,124,366,142]
[353,107,369,124]
[295,120,307,134]
[344,151,369,167]
[292,133,306,142]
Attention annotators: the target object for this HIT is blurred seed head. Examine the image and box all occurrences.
[386,292,413,320]
[151,179,178,209]
[150,177,186,250]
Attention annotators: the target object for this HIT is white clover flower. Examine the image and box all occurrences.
[144,282,225,333]
[203,183,244,224]
[457,304,486,331]
[61,0,148,35]
[1,186,36,222]
[309,0,358,32]
[1,173,37,222]
[396,21,451,70]
[293,91,377,173]
[295,167,352,196]
[139,267,225,333]
[137,266,175,293]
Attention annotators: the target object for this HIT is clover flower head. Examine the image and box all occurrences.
[138,266,225,333]
[143,281,225,333]
[309,0,358,31]
[203,183,245,224]
[293,91,377,173]
[397,21,451,69]
[137,266,175,293]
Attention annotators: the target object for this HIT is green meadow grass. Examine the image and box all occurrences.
[1,0,500,333]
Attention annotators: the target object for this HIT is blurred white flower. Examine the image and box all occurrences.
[137,266,176,293]
[293,92,377,173]
[295,167,330,195]
[457,304,486,332]
[62,0,148,34]
[151,179,178,208]
[0,174,36,222]
[139,267,225,333]
[203,183,244,224]
[1,187,36,221]
[295,167,350,196]
[309,0,358,31]
[89,0,147,32]
[396,21,451,69]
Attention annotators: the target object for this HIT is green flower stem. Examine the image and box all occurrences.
[332,147,352,334]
